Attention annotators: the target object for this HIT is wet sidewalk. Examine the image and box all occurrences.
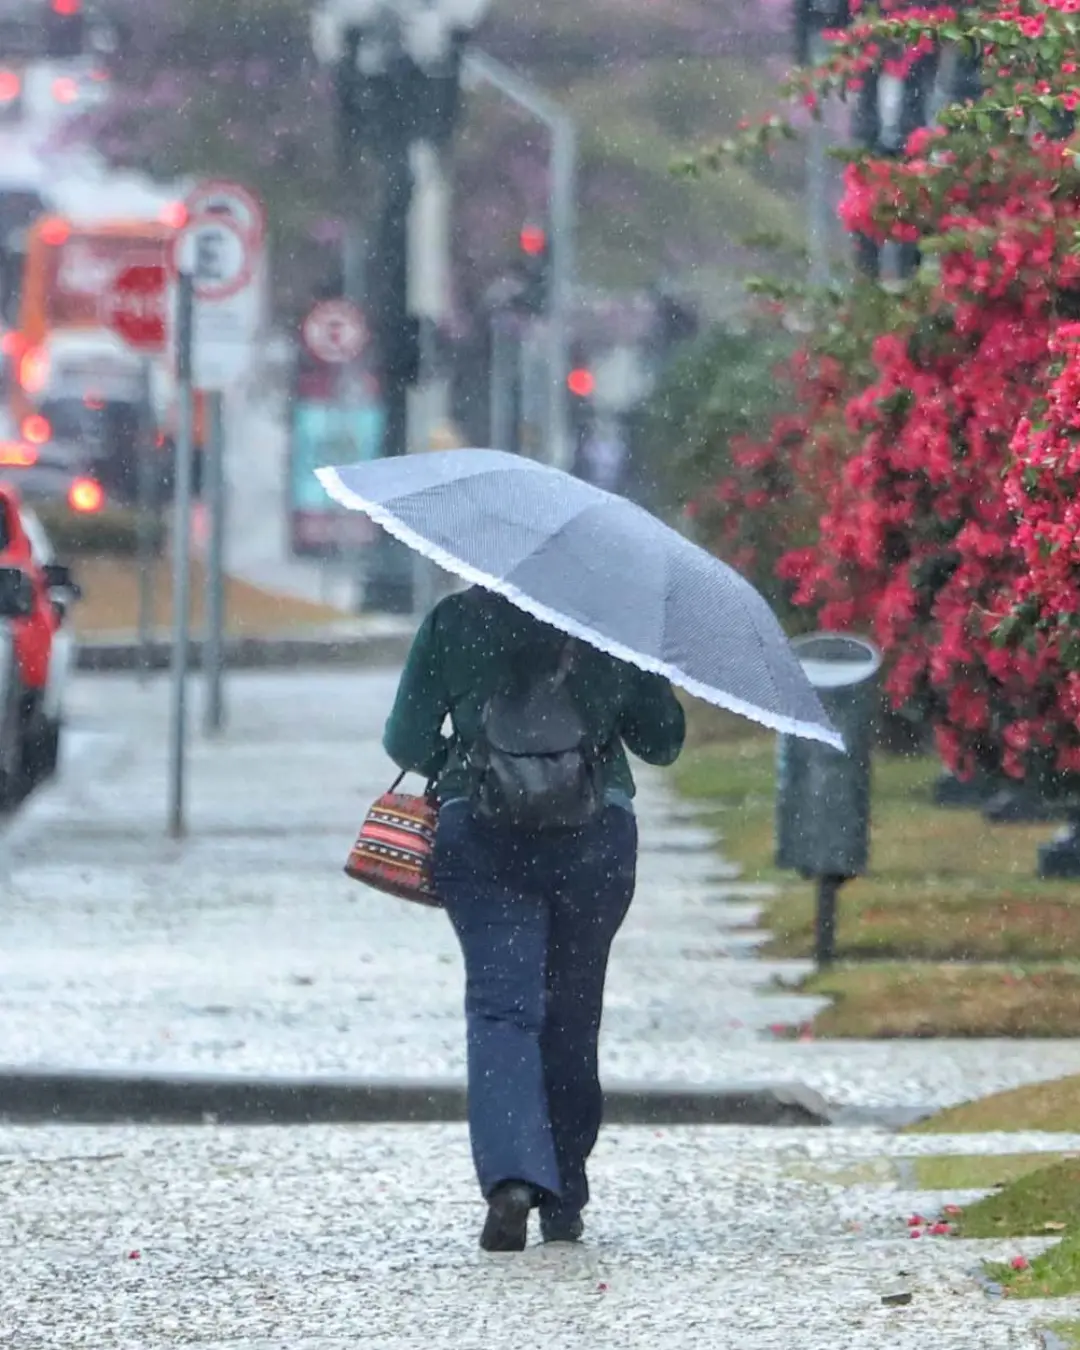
[3,668,1080,1115]
[3,1118,1080,1348]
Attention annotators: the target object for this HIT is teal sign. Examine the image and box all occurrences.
[288,392,385,557]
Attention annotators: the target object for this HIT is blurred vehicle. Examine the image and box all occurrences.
[10,208,203,501]
[0,480,78,801]
[0,404,109,516]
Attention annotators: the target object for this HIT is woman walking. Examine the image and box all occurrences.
[384,585,685,1251]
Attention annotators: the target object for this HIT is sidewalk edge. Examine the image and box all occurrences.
[75,630,417,673]
[0,1070,833,1127]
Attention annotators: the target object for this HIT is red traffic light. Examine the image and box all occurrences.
[567,368,595,398]
[51,0,82,14]
[519,225,547,257]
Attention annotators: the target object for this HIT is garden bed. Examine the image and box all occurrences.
[675,704,1080,1036]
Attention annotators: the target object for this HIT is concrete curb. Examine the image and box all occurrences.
[74,630,416,673]
[0,1070,833,1127]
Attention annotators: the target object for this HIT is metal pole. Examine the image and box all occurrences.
[518,328,533,457]
[806,32,830,288]
[168,271,195,840]
[548,112,576,470]
[135,358,157,683]
[343,224,366,305]
[815,875,841,968]
[339,361,365,617]
[364,133,414,614]
[406,139,451,616]
[489,312,515,450]
[204,389,227,736]
[336,94,375,614]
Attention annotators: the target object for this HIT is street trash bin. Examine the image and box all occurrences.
[775,632,882,965]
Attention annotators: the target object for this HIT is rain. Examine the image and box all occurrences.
[0,0,1079,1345]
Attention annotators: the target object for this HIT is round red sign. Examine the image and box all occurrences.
[102,263,168,353]
[302,299,368,365]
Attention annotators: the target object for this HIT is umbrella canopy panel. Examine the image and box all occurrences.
[318,450,841,749]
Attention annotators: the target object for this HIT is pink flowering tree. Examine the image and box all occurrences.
[684,0,1080,784]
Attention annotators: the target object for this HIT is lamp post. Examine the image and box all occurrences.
[311,0,490,614]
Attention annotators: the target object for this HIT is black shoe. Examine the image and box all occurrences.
[480,1182,534,1252]
[540,1209,584,1244]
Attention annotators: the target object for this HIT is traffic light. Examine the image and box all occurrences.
[514,224,550,316]
[566,354,595,463]
[43,0,85,59]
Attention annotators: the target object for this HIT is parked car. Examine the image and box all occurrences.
[0,408,108,517]
[0,482,79,803]
[36,394,149,504]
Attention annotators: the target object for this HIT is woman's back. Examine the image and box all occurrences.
[382,583,687,1250]
[383,586,685,804]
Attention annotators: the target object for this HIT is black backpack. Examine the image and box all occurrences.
[468,638,605,831]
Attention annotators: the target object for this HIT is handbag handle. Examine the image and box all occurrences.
[389,770,438,802]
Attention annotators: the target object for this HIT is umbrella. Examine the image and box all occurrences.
[317,450,841,749]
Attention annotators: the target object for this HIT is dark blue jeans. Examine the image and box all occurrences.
[433,801,638,1219]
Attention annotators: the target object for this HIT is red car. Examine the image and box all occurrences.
[0,481,78,804]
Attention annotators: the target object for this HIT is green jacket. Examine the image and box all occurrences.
[384,588,686,804]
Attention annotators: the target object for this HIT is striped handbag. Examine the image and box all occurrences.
[345,774,441,906]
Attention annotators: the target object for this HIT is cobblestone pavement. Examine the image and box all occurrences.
[3,670,1080,1113]
[2,1122,1078,1349]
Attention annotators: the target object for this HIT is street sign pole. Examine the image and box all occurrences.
[136,358,157,684]
[204,389,227,736]
[168,271,195,840]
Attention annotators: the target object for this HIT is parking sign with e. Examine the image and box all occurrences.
[168,209,264,390]
[171,216,253,301]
